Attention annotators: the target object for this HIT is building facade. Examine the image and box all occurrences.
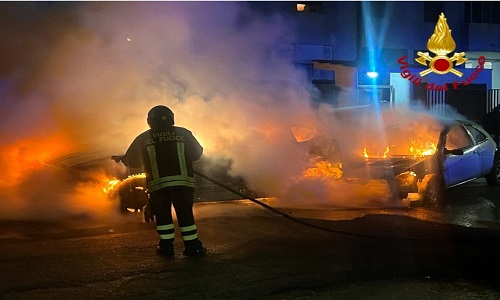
[249,1,500,118]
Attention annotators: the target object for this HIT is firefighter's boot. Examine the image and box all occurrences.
[156,242,174,257]
[183,239,207,257]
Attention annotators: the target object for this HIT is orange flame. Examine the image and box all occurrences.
[101,173,146,195]
[363,141,436,158]
[409,140,436,157]
[303,161,343,179]
[102,178,122,194]
[362,146,390,158]
[383,146,390,158]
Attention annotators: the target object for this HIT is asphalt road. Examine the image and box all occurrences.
[1,179,500,299]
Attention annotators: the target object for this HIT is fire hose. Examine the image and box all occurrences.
[193,170,384,238]
[112,155,496,241]
[192,170,485,241]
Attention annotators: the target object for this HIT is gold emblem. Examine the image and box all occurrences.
[415,13,467,77]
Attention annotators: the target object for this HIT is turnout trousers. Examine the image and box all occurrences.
[150,187,203,251]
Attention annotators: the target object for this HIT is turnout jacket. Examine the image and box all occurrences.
[122,126,203,192]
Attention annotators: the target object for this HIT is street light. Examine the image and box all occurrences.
[367,71,379,78]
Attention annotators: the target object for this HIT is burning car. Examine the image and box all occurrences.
[43,152,254,219]
[297,117,500,208]
[44,152,149,215]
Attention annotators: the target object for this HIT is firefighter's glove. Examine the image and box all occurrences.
[144,200,155,223]
[111,155,123,163]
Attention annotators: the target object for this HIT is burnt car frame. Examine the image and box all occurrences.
[364,119,498,206]
[44,152,149,215]
[44,153,252,220]
[303,118,500,208]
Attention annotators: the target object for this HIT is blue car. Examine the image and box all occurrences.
[352,119,500,208]
[301,117,500,209]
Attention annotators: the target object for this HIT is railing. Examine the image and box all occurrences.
[425,89,500,122]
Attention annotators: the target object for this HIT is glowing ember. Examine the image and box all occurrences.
[304,161,343,179]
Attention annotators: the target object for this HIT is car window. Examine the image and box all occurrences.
[445,124,472,150]
[465,125,488,144]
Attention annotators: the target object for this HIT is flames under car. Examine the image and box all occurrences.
[300,118,500,208]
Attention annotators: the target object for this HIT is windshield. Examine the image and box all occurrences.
[362,123,442,158]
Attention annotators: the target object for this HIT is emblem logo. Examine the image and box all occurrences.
[415,13,467,77]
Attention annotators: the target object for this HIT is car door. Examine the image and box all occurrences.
[463,124,496,175]
[443,123,482,187]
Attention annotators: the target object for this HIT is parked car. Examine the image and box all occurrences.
[480,105,500,145]
[301,118,500,209]
[44,152,254,220]
[44,152,149,215]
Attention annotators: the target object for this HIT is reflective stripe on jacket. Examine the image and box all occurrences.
[123,126,203,192]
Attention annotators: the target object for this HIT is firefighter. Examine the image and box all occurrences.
[115,105,206,257]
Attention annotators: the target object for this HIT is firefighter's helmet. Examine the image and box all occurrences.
[147,105,174,128]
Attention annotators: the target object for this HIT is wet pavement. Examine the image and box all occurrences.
[0,208,499,298]
[1,178,500,299]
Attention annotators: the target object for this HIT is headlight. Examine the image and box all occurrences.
[395,171,417,187]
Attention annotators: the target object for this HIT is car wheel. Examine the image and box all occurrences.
[485,155,500,186]
[420,174,447,211]
[117,175,149,214]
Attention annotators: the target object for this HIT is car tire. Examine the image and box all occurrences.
[485,155,500,186]
[117,175,149,214]
[421,174,447,211]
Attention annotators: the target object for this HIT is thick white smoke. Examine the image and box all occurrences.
[0,2,451,221]
[0,2,323,221]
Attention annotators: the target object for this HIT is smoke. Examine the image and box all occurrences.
[0,2,451,221]
[0,2,321,221]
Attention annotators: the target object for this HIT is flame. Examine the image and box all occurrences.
[427,13,456,55]
[409,140,436,157]
[100,173,146,194]
[383,146,390,158]
[102,178,122,194]
[363,141,436,158]
[304,161,343,179]
[101,173,146,195]
[362,146,390,158]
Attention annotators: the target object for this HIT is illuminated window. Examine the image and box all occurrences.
[296,2,321,13]
[297,3,306,12]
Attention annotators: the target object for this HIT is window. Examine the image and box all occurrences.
[446,125,472,150]
[296,2,322,13]
[465,125,488,144]
[424,1,445,22]
[464,1,500,24]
